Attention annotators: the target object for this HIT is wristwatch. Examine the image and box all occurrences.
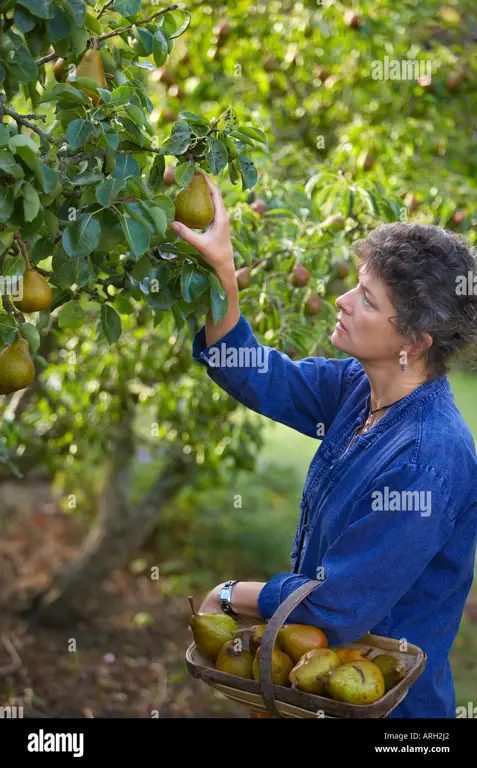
[218,580,240,616]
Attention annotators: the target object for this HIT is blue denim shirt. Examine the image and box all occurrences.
[192,312,477,718]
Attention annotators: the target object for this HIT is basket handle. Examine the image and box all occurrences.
[259,579,323,717]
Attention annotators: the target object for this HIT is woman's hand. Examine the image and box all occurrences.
[170,174,235,278]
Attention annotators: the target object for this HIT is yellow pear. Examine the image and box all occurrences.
[67,49,107,105]
[277,623,328,664]
[174,173,215,229]
[252,645,294,686]
[371,654,406,692]
[13,268,52,313]
[325,659,385,705]
[0,335,35,395]
[289,647,341,694]
[188,596,238,661]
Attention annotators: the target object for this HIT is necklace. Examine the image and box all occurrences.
[345,393,409,453]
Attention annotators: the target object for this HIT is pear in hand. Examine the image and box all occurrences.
[0,334,35,395]
[174,173,214,229]
[13,268,52,313]
[278,623,328,664]
[215,639,254,678]
[188,596,238,661]
[289,647,341,694]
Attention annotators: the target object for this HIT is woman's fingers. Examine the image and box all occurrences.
[170,220,206,250]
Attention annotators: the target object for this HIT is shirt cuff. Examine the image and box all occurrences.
[192,312,255,368]
[257,572,310,621]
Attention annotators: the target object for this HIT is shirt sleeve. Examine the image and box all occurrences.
[257,463,456,646]
[192,312,360,438]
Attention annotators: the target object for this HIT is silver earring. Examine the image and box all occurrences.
[400,359,408,373]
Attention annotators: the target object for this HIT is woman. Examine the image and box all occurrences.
[171,176,477,718]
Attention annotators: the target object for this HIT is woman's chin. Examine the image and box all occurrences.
[330,328,350,351]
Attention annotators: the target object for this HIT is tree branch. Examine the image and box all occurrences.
[36,5,179,66]
[0,105,63,146]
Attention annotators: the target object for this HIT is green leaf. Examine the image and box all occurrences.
[62,214,101,258]
[13,6,37,33]
[151,194,175,224]
[132,26,153,55]
[31,236,54,263]
[85,11,102,35]
[38,162,59,194]
[113,294,134,315]
[46,4,71,43]
[142,205,167,236]
[100,123,118,149]
[39,83,89,105]
[124,104,145,127]
[44,210,59,238]
[209,281,228,323]
[149,154,165,187]
[0,126,11,148]
[108,85,135,107]
[68,170,104,186]
[229,130,258,147]
[238,155,258,189]
[0,188,15,224]
[8,134,39,160]
[18,323,40,354]
[181,264,209,302]
[101,303,122,343]
[175,161,195,187]
[152,29,168,67]
[66,0,87,27]
[112,153,140,179]
[67,119,95,150]
[231,237,252,266]
[23,182,40,222]
[207,137,228,174]
[169,11,191,39]
[159,121,192,155]
[12,47,37,83]
[52,247,77,289]
[58,300,86,330]
[120,216,150,258]
[132,255,152,281]
[95,178,126,207]
[17,0,53,19]
[114,0,141,15]
[236,126,267,144]
[0,150,19,176]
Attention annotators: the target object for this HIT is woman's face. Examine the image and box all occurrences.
[330,263,405,364]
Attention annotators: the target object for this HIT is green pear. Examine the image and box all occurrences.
[325,659,385,705]
[252,645,294,686]
[174,173,214,229]
[13,268,52,313]
[188,596,238,661]
[289,648,341,694]
[215,639,254,678]
[371,654,406,692]
[0,335,35,395]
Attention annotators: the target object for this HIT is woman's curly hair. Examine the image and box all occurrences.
[353,222,477,378]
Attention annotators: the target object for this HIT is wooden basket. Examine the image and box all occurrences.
[186,579,427,718]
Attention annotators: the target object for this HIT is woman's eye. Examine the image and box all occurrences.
[362,293,370,305]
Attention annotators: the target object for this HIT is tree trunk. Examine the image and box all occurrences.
[22,398,196,627]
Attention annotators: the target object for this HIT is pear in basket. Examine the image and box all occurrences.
[215,639,254,679]
[277,623,328,664]
[371,654,406,692]
[330,646,373,664]
[245,623,273,655]
[252,645,294,686]
[289,648,341,694]
[188,597,238,661]
[324,659,385,705]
